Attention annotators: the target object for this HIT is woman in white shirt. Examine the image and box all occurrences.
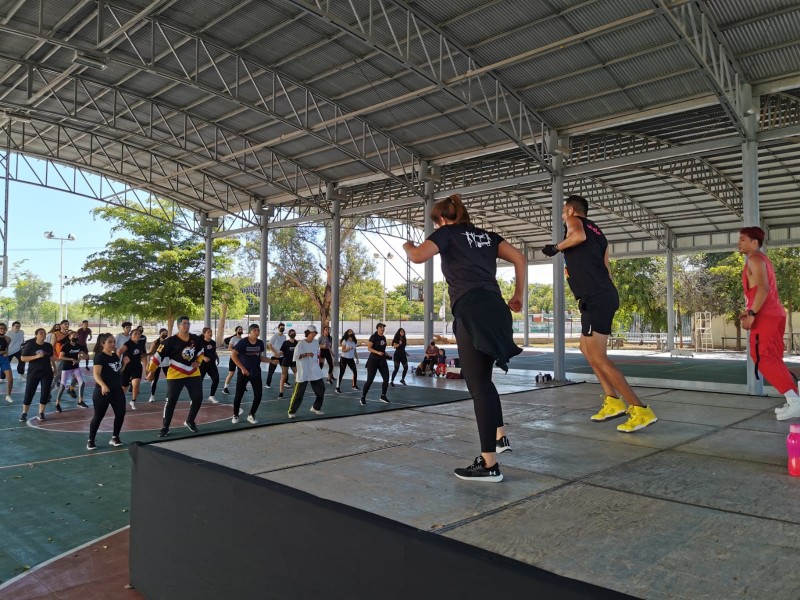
[335,329,359,394]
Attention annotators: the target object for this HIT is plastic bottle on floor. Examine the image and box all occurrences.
[787,424,800,477]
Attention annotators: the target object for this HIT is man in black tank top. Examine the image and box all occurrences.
[542,195,658,433]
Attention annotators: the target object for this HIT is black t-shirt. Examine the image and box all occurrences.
[0,336,8,355]
[22,340,54,377]
[60,341,88,371]
[280,339,298,367]
[562,216,616,300]
[93,351,122,389]
[428,224,503,307]
[202,339,218,364]
[122,339,147,363]
[368,333,387,360]
[392,336,407,359]
[233,337,264,373]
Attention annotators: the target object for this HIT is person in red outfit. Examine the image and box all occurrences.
[738,226,800,420]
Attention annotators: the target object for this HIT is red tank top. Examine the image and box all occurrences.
[742,252,785,318]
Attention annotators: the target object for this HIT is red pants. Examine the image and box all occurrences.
[750,315,798,394]
[436,364,446,376]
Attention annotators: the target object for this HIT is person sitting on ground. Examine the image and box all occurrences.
[435,347,447,377]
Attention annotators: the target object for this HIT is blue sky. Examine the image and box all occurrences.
[1,174,552,308]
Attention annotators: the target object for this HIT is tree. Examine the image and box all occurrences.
[709,252,745,349]
[71,205,239,333]
[610,257,666,332]
[213,277,250,343]
[12,265,52,323]
[770,247,800,352]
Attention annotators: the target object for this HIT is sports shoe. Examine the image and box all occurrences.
[359,397,366,406]
[616,405,658,433]
[352,385,360,391]
[309,407,324,415]
[287,411,297,419]
[231,415,239,424]
[208,396,219,404]
[400,379,406,385]
[246,414,258,424]
[87,440,97,450]
[265,383,271,388]
[77,400,88,408]
[19,413,27,422]
[129,401,137,410]
[55,404,63,413]
[5,395,12,403]
[379,396,390,404]
[238,408,244,415]
[158,428,169,438]
[109,437,123,447]
[454,456,503,482]
[222,387,230,395]
[278,393,284,399]
[390,381,395,387]
[776,398,800,421]
[38,412,46,422]
[590,396,627,422]
[184,421,199,433]
[335,387,342,394]
[148,395,155,403]
[496,435,512,454]
[68,388,77,398]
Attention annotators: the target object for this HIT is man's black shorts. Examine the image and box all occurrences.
[579,290,619,336]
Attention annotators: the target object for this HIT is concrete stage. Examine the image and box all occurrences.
[154,381,800,600]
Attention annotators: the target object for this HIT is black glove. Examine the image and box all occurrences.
[541,244,559,257]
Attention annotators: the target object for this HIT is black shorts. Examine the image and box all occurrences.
[121,361,144,387]
[579,290,619,336]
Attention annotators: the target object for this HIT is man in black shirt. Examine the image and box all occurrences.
[542,195,657,433]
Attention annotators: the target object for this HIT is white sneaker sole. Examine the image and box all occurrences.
[776,409,800,421]
[496,446,512,454]
[454,472,503,482]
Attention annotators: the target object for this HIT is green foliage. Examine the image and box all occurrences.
[12,266,52,322]
[610,257,666,331]
[71,205,238,329]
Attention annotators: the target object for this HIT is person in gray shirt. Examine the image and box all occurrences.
[6,321,24,376]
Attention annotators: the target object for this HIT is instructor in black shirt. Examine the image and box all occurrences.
[359,324,390,406]
[541,195,657,433]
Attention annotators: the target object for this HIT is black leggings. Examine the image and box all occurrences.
[455,317,504,453]
[89,387,126,440]
[362,357,389,398]
[266,360,280,386]
[150,366,169,396]
[233,369,263,417]
[23,371,53,407]
[337,357,358,387]
[319,348,334,378]
[391,355,408,382]
[200,361,220,396]
[163,377,203,429]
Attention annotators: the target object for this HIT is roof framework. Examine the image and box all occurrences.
[1,0,800,260]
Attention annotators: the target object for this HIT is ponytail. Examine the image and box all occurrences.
[430,193,471,225]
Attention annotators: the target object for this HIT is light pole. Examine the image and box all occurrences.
[373,251,394,323]
[44,231,75,321]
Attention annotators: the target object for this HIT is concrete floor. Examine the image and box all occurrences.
[160,381,800,600]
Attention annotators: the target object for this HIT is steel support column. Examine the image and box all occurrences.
[666,240,675,352]
[522,245,530,347]
[423,178,434,346]
[259,211,269,341]
[329,184,341,352]
[551,141,566,381]
[742,110,763,395]
[204,219,212,328]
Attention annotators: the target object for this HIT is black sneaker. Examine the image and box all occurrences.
[390,381,395,387]
[400,379,407,385]
[55,404,63,413]
[158,428,169,438]
[359,397,366,406]
[37,412,46,422]
[77,400,88,408]
[496,435,512,454]
[19,413,27,422]
[109,437,123,447]
[379,396,390,404]
[68,388,77,398]
[352,385,360,391]
[222,387,230,395]
[184,421,199,433]
[278,393,284,399]
[335,387,342,394]
[454,456,503,482]
[87,440,97,451]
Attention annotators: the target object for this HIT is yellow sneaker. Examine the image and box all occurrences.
[616,405,658,433]
[590,396,627,422]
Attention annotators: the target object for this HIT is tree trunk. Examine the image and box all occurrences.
[216,303,228,346]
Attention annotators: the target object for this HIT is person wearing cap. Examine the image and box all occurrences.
[403,193,524,482]
[231,324,272,424]
[738,226,800,420]
[359,323,390,406]
[287,325,326,418]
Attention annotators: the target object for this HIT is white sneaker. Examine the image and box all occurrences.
[208,395,219,404]
[246,414,258,424]
[776,398,800,421]
[148,395,155,403]
[231,415,239,424]
[309,407,324,415]
[5,395,11,403]
[129,401,137,410]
